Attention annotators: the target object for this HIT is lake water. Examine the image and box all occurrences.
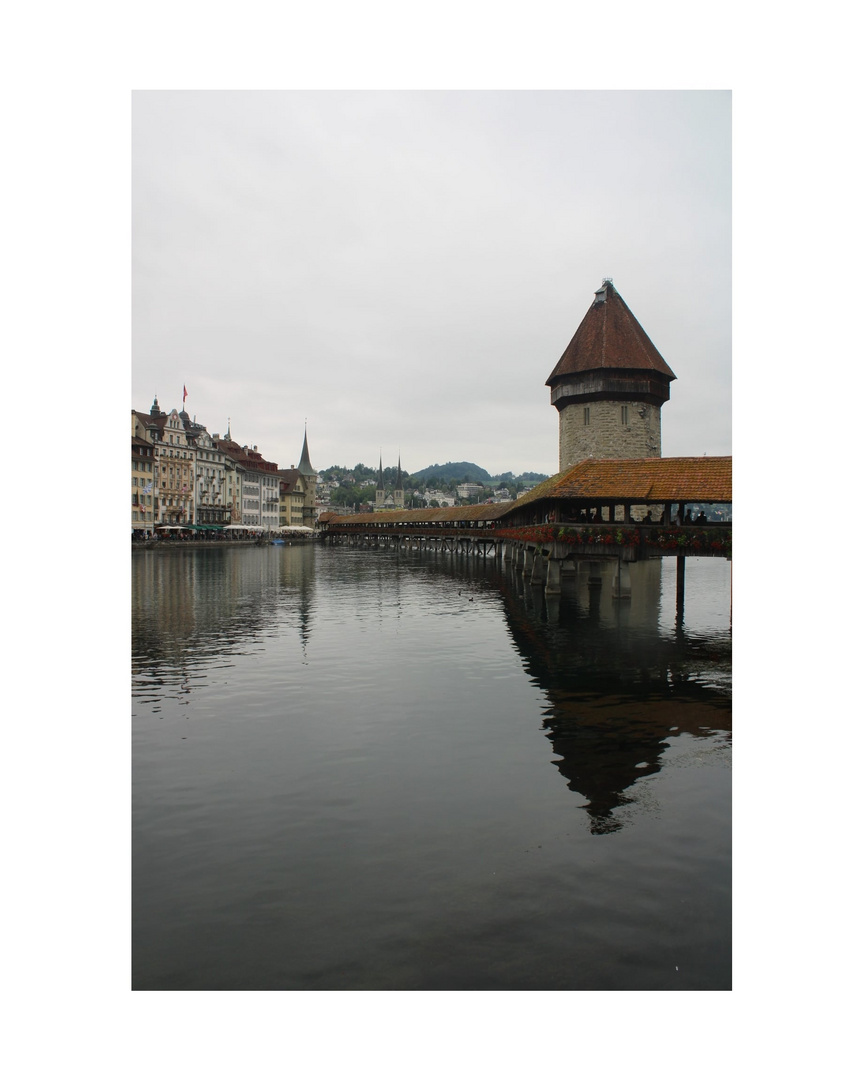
[132,543,731,990]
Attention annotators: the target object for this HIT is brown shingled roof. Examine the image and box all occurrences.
[509,457,732,507]
[277,468,302,491]
[546,282,676,384]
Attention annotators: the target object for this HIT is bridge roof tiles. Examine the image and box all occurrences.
[511,457,732,507]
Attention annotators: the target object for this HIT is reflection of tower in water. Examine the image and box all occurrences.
[498,559,731,834]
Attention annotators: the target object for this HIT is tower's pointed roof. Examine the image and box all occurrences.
[377,453,385,489]
[546,280,676,385]
[395,455,403,489]
[298,426,316,477]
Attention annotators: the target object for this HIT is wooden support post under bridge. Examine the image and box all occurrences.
[545,557,562,596]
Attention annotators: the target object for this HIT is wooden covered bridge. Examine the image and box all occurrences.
[319,456,731,604]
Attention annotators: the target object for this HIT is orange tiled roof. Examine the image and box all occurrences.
[509,457,732,507]
[547,282,676,383]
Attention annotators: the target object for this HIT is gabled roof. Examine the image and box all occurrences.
[133,409,165,436]
[509,457,731,507]
[546,281,676,384]
[277,468,305,492]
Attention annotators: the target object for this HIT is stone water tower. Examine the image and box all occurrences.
[546,280,677,472]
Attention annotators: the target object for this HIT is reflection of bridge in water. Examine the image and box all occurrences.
[494,557,731,834]
[393,548,731,835]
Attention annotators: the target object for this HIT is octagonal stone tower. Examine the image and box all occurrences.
[546,280,677,472]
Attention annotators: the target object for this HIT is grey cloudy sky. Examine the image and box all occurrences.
[132,90,730,477]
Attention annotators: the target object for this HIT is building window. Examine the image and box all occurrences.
[583,407,590,425]
[621,405,629,425]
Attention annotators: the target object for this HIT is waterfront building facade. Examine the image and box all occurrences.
[223,456,243,523]
[184,420,231,526]
[131,433,156,532]
[132,398,195,526]
[546,280,677,472]
[277,469,310,527]
[214,436,280,529]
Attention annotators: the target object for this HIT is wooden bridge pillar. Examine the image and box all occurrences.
[545,557,562,595]
[613,559,631,600]
[530,550,545,586]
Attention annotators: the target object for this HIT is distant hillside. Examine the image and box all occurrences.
[411,463,550,486]
[412,461,491,483]
[319,460,550,490]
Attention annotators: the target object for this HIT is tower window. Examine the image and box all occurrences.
[583,407,590,425]
[621,405,629,425]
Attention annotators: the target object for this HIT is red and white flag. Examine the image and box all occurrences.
[183,385,188,404]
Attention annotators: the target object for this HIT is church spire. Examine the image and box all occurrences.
[376,452,385,508]
[393,454,405,510]
[298,423,316,477]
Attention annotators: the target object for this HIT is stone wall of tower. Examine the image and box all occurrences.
[558,399,662,471]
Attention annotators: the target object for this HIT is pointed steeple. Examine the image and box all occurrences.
[298,424,316,477]
[393,454,405,510]
[150,395,162,417]
[376,452,385,508]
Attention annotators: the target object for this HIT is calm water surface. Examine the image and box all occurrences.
[132,543,731,990]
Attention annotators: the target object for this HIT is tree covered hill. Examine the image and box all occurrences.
[411,461,490,483]
[318,460,549,496]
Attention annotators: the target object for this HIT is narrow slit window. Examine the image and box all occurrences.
[583,407,590,425]
[621,405,629,425]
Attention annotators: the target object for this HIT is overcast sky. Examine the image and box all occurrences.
[132,90,730,477]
